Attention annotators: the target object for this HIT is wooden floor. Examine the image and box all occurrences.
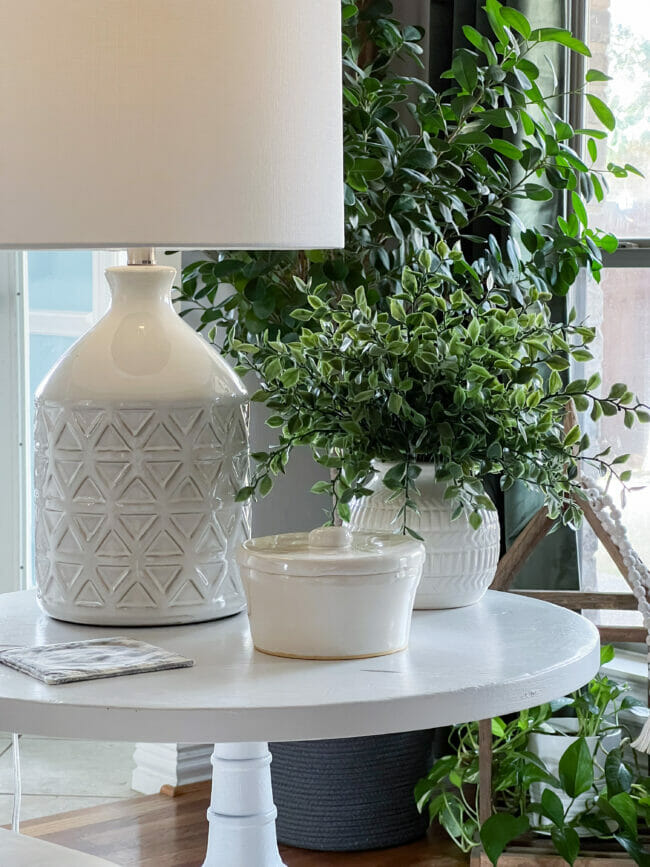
[10,782,467,866]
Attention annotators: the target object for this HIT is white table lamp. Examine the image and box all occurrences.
[0,0,343,625]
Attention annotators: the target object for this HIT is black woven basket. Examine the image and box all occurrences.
[270,730,436,852]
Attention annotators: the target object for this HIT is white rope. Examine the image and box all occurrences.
[11,733,21,833]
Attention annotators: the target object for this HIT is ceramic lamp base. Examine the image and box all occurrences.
[33,264,250,626]
[34,398,250,626]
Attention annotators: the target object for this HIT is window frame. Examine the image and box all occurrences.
[0,251,28,594]
[568,0,650,660]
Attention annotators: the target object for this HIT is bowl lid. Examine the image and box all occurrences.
[237,526,425,576]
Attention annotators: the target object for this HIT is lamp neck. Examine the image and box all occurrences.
[105,265,176,310]
[127,247,157,266]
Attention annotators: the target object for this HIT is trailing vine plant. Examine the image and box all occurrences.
[415,648,650,865]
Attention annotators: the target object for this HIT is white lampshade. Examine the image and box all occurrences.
[0,0,344,250]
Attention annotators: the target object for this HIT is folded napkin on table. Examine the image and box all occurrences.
[0,637,193,684]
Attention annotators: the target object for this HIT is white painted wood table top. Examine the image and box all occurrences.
[0,589,599,743]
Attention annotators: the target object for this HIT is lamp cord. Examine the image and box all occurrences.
[12,733,21,833]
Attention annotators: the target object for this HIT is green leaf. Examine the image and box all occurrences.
[559,738,593,798]
[549,369,563,392]
[586,69,612,83]
[311,480,332,495]
[439,795,466,843]
[587,138,598,162]
[524,183,553,201]
[383,463,406,487]
[480,813,530,866]
[573,394,589,413]
[469,511,482,530]
[343,86,359,107]
[500,7,531,39]
[290,308,314,322]
[587,94,616,131]
[402,268,419,294]
[551,825,580,865]
[341,420,363,436]
[540,788,566,827]
[546,355,570,371]
[572,192,588,227]
[468,318,481,343]
[600,644,615,664]
[608,382,628,400]
[259,475,273,497]
[601,401,618,417]
[462,24,485,51]
[487,140,524,160]
[390,298,406,322]
[609,792,638,838]
[555,120,573,141]
[337,501,351,523]
[487,442,502,460]
[600,233,618,253]
[491,717,506,737]
[564,424,581,447]
[388,392,403,414]
[235,486,255,502]
[605,750,633,797]
[452,48,478,93]
[531,27,591,57]
[280,368,301,388]
[264,358,282,381]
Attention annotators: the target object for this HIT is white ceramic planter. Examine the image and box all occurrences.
[528,719,621,832]
[237,526,425,660]
[348,462,499,609]
[34,265,249,626]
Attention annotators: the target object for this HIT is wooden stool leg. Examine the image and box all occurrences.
[478,719,493,826]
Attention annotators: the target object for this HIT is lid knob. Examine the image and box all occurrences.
[308,526,353,549]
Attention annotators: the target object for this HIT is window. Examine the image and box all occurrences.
[574,0,650,625]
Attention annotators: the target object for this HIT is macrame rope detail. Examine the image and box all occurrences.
[580,476,650,753]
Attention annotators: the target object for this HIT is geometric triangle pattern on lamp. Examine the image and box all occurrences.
[34,400,250,625]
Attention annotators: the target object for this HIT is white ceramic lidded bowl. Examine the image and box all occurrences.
[237,526,425,660]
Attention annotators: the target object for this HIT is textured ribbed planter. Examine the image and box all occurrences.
[348,462,500,609]
[528,719,621,834]
[270,730,436,851]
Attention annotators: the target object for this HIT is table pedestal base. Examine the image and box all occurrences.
[203,742,286,867]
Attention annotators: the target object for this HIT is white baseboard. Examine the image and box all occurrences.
[131,743,213,794]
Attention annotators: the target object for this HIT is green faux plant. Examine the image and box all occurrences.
[230,248,648,530]
[415,647,650,865]
[180,0,647,530]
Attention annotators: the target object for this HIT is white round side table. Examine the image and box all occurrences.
[0,590,599,867]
